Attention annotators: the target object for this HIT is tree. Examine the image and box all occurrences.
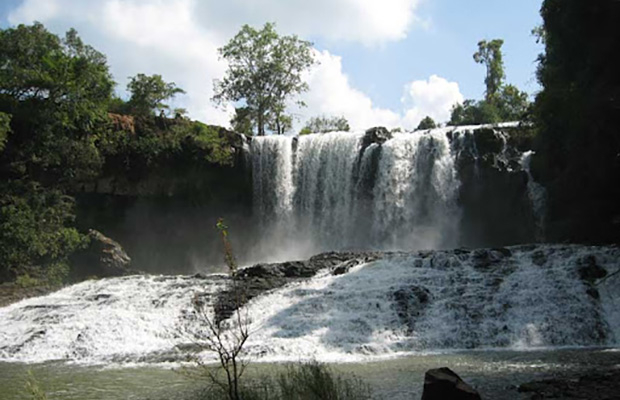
[416,116,437,130]
[532,0,620,242]
[449,38,529,126]
[230,107,254,136]
[213,23,315,136]
[185,218,249,400]
[126,73,185,116]
[299,115,350,135]
[473,39,506,102]
[0,23,114,282]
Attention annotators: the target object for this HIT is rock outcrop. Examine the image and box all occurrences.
[421,367,482,400]
[213,251,381,323]
[71,229,132,279]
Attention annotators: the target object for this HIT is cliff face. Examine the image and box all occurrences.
[73,116,253,274]
[452,125,539,247]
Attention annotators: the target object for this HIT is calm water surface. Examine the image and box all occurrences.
[1,348,619,399]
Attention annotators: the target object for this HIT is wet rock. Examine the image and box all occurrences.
[421,367,482,400]
[472,248,507,270]
[362,126,392,148]
[517,370,620,399]
[577,255,607,283]
[213,251,382,323]
[531,250,547,266]
[71,230,132,279]
[332,256,379,275]
[392,285,430,333]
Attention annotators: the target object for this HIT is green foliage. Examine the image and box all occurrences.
[191,362,371,400]
[230,107,254,136]
[127,73,185,116]
[532,0,620,242]
[189,123,235,166]
[275,362,371,400]
[0,181,87,282]
[15,273,42,288]
[0,111,10,152]
[0,23,113,186]
[300,116,350,135]
[416,116,437,130]
[449,39,529,126]
[474,39,506,102]
[213,23,315,136]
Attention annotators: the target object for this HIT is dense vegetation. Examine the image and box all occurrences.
[0,23,235,285]
[532,0,620,243]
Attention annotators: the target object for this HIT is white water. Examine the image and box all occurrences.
[250,130,462,257]
[521,151,548,240]
[1,245,619,365]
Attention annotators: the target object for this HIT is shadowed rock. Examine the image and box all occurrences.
[421,367,482,400]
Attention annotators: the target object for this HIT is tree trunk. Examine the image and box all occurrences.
[257,109,264,136]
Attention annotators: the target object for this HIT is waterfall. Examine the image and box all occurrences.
[250,130,461,257]
[1,245,618,365]
[521,151,547,240]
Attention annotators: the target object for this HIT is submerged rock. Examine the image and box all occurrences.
[421,367,482,400]
[577,255,607,283]
[392,285,431,333]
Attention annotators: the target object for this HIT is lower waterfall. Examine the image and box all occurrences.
[1,245,618,365]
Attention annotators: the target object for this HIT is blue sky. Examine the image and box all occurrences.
[0,0,543,130]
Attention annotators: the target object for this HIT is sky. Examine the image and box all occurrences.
[0,0,544,132]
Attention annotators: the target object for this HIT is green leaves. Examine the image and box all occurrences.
[300,115,350,135]
[450,39,529,126]
[474,39,506,102]
[416,116,437,130]
[213,22,315,135]
[126,73,185,116]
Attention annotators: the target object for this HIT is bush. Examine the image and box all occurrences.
[190,362,372,400]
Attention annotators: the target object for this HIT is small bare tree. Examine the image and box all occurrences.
[185,218,251,400]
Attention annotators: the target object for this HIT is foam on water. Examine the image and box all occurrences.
[1,245,619,365]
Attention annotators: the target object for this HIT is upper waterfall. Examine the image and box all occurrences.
[249,124,533,260]
[250,129,461,257]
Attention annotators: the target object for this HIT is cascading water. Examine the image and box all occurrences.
[521,150,548,240]
[1,245,619,365]
[250,129,461,257]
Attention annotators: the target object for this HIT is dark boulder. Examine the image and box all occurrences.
[577,255,607,283]
[362,126,392,148]
[392,285,430,333]
[71,229,132,279]
[421,367,482,400]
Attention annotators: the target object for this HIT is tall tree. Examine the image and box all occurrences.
[449,38,528,126]
[474,39,506,102]
[213,23,315,136]
[126,73,185,116]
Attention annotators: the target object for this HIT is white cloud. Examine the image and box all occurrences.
[401,75,464,129]
[7,0,460,132]
[193,0,422,46]
[294,50,401,131]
